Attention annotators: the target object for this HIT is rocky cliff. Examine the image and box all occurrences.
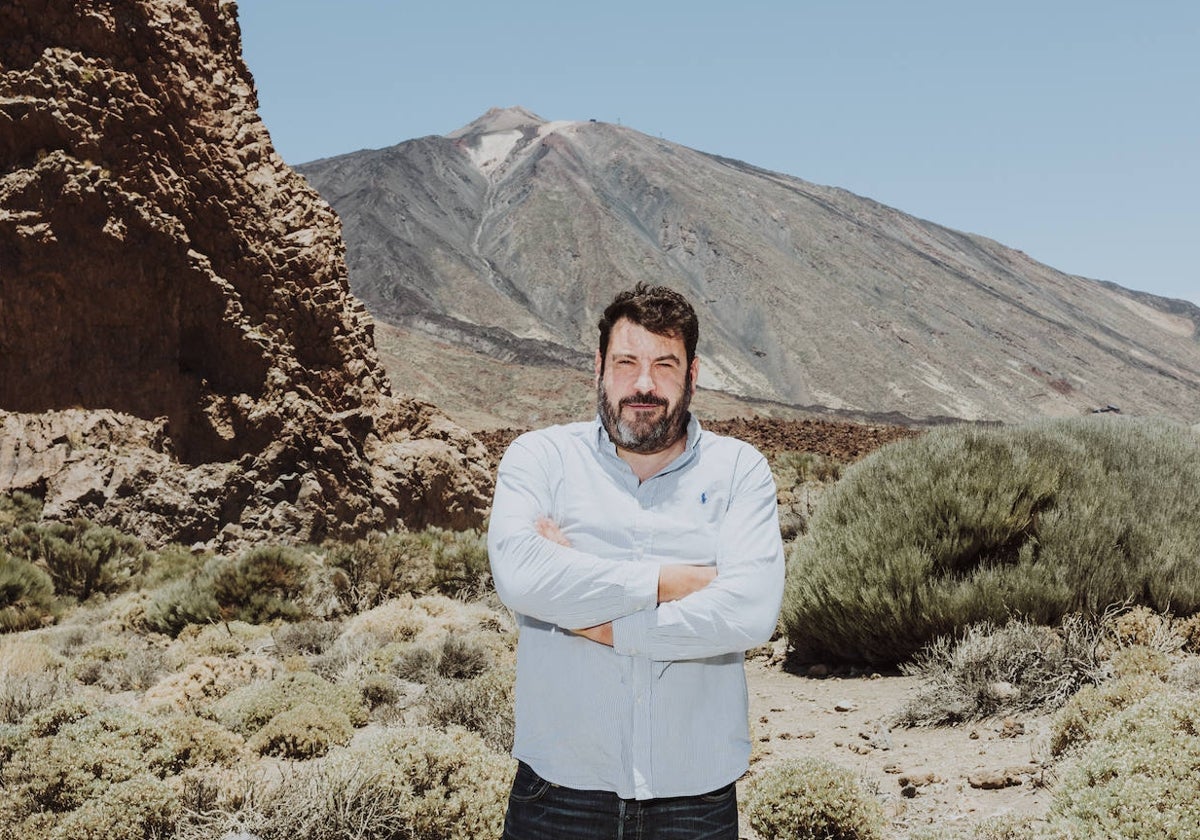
[0,0,491,546]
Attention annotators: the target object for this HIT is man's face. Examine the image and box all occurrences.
[596,318,698,454]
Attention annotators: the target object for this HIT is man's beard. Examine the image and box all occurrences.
[598,376,692,455]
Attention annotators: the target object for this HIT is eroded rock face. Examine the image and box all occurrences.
[0,0,491,546]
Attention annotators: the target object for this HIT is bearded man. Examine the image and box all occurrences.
[488,283,785,840]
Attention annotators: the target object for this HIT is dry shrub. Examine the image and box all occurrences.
[1174,613,1200,653]
[742,758,886,840]
[271,619,341,658]
[0,640,72,724]
[1046,691,1200,838]
[213,671,367,737]
[424,665,516,752]
[1109,644,1171,679]
[4,518,148,603]
[1048,673,1163,756]
[70,638,167,692]
[1,701,242,840]
[198,725,512,840]
[143,655,274,714]
[1107,604,1183,653]
[247,701,353,759]
[896,615,1105,726]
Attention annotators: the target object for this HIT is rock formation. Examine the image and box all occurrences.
[0,0,491,547]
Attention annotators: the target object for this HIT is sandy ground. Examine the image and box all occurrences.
[741,654,1053,838]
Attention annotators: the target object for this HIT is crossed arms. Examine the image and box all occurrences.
[487,434,785,661]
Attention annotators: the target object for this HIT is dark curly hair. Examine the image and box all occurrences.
[597,283,698,371]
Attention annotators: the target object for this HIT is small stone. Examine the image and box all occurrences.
[834,700,857,712]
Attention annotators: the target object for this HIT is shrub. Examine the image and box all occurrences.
[272,619,341,658]
[0,552,57,632]
[1046,691,1200,838]
[0,491,42,531]
[139,569,221,637]
[896,615,1105,726]
[0,702,236,837]
[213,671,367,737]
[212,545,314,624]
[424,665,515,752]
[205,725,511,840]
[436,631,493,679]
[143,655,273,713]
[783,417,1200,665]
[1048,673,1162,756]
[70,639,167,692]
[742,758,886,840]
[0,641,71,724]
[1107,604,1183,653]
[47,773,178,840]
[326,527,492,610]
[247,701,353,759]
[5,519,147,602]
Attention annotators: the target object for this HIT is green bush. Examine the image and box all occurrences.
[896,615,1105,726]
[326,527,491,610]
[212,545,314,624]
[0,552,57,632]
[139,562,222,637]
[0,492,42,531]
[1046,691,1200,838]
[783,418,1200,665]
[4,519,147,602]
[742,758,886,840]
[213,671,367,737]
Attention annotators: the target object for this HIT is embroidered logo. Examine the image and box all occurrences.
[700,492,708,504]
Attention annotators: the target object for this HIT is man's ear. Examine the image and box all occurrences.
[594,350,603,382]
[688,357,700,395]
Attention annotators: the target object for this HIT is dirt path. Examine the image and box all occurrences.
[742,656,1053,838]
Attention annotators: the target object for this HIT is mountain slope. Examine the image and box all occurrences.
[299,107,1200,425]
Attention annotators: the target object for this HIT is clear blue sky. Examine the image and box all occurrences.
[238,1,1198,305]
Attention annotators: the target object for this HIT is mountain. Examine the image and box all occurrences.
[298,107,1200,427]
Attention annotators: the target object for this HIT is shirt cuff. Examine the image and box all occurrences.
[612,607,655,656]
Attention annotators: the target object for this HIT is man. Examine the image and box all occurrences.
[488,283,785,839]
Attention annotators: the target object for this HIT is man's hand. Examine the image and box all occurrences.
[573,622,614,646]
[657,564,717,603]
[536,516,571,547]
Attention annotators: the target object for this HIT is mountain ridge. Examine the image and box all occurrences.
[299,106,1200,426]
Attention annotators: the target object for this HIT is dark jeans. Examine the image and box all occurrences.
[503,761,739,840]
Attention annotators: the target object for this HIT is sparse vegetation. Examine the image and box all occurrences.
[783,417,1200,665]
[3,418,1198,840]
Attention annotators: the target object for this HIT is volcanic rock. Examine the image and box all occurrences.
[0,0,490,546]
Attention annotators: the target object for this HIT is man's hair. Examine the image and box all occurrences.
[598,283,699,369]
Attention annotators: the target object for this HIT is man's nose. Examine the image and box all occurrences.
[635,365,656,392]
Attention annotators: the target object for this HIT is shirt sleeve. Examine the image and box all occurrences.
[609,448,784,661]
[487,434,660,629]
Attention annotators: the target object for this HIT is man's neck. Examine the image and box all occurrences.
[618,435,689,483]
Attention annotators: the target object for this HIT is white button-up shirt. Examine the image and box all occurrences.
[488,415,785,799]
